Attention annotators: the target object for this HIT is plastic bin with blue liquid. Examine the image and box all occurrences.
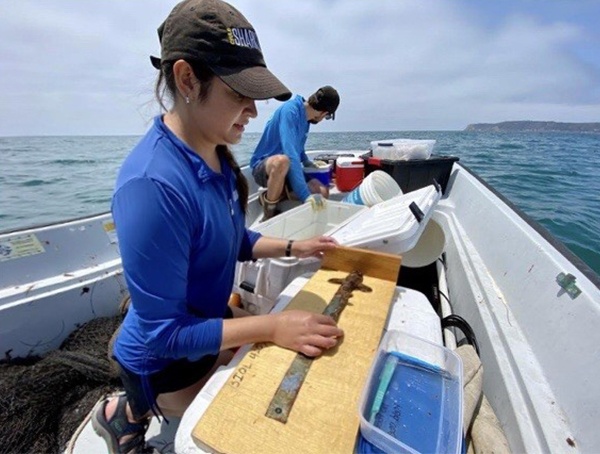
[357,330,463,454]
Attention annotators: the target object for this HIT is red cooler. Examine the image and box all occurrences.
[335,157,364,192]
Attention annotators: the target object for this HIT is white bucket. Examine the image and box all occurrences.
[342,170,402,206]
[401,219,445,268]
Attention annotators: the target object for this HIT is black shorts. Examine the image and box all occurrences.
[116,306,233,420]
[252,158,269,187]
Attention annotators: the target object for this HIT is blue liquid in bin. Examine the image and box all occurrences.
[358,351,461,454]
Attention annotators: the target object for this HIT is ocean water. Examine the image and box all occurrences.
[1,131,599,275]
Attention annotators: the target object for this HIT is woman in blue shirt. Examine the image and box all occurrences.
[92,1,340,452]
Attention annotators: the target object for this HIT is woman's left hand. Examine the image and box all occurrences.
[293,236,338,258]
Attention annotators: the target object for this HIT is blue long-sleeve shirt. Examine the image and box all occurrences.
[112,116,261,375]
[250,95,312,201]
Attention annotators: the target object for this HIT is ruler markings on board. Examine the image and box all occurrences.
[265,271,372,423]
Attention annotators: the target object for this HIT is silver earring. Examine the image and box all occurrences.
[185,96,190,104]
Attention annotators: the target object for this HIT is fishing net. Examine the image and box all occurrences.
[0,314,123,453]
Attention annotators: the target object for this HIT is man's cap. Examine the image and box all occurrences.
[312,86,340,120]
[150,0,291,101]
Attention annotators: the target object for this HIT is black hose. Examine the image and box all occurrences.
[441,314,480,357]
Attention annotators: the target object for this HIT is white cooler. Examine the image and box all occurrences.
[236,185,441,314]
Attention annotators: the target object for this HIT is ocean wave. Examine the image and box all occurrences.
[20,177,67,187]
[51,159,98,165]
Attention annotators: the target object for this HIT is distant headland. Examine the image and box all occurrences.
[464,121,600,133]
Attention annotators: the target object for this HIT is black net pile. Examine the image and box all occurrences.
[0,315,123,453]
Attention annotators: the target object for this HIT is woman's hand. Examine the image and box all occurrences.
[293,235,337,259]
[270,310,344,357]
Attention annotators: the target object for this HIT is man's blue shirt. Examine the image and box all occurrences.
[250,95,311,201]
[112,116,261,375]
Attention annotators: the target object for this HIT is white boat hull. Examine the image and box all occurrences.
[0,214,125,359]
[437,167,598,452]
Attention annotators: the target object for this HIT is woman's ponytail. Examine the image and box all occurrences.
[217,145,249,213]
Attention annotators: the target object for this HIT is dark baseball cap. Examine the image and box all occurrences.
[150,0,291,101]
[312,86,340,120]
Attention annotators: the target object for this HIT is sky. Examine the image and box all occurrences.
[1,0,599,136]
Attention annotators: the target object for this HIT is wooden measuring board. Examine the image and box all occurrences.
[192,246,401,454]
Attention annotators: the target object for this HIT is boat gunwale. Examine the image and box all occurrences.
[456,162,600,289]
[0,211,112,236]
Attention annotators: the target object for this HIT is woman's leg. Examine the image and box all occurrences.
[155,350,235,417]
[95,349,234,452]
[93,394,151,454]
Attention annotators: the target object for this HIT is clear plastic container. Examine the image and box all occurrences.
[357,329,463,454]
[370,139,436,161]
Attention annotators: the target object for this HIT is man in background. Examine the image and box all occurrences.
[250,85,340,220]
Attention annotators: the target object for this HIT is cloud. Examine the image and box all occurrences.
[0,0,598,135]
